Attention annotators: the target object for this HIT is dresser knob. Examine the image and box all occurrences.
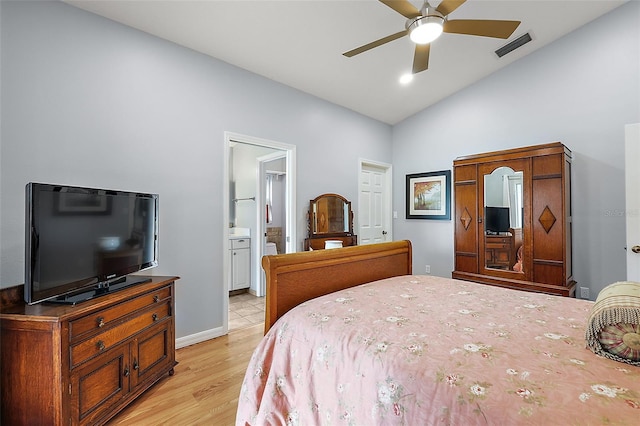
[152,313,158,322]
[133,360,139,370]
[124,366,130,377]
[97,317,105,328]
[153,295,160,303]
[96,340,105,351]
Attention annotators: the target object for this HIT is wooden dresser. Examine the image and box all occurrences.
[0,276,178,425]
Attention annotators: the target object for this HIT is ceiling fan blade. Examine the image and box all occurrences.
[343,30,407,57]
[443,19,521,39]
[412,43,430,74]
[379,0,421,19]
[436,0,467,16]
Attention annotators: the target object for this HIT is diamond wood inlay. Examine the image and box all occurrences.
[538,206,557,233]
[460,207,472,230]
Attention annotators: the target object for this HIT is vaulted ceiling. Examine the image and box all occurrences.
[66,0,627,124]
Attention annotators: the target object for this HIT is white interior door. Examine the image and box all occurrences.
[359,161,392,244]
[626,123,640,281]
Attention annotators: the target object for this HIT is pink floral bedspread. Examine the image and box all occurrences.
[236,275,640,425]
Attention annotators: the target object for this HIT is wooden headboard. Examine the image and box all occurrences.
[261,240,412,333]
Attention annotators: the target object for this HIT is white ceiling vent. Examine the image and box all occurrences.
[495,33,533,58]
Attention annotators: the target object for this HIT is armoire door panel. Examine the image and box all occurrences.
[454,164,477,182]
[455,183,477,255]
[455,254,478,273]
[532,177,563,261]
[454,163,478,274]
[532,153,563,177]
[532,262,564,286]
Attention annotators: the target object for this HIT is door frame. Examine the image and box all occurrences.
[223,132,296,333]
[626,123,640,281]
[358,158,393,243]
[257,150,292,296]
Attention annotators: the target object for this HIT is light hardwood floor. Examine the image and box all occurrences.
[108,322,264,425]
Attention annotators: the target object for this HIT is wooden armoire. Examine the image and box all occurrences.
[452,142,575,297]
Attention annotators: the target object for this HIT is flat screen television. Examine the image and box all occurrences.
[25,182,159,305]
[484,206,510,234]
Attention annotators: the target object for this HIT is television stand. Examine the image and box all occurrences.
[1,276,178,426]
[50,276,153,305]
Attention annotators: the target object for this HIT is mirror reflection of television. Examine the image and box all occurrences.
[25,183,159,305]
[484,206,510,234]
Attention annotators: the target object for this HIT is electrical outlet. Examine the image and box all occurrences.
[580,287,590,299]
[425,265,431,274]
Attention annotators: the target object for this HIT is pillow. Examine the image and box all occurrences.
[585,281,640,366]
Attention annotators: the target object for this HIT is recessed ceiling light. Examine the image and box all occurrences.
[399,73,414,85]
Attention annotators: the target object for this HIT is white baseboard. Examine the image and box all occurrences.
[175,326,226,349]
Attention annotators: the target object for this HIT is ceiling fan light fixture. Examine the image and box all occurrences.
[407,15,444,44]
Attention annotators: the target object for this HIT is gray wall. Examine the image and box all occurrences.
[0,1,392,338]
[392,1,640,298]
[1,0,638,347]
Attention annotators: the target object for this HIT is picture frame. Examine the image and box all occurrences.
[406,170,451,220]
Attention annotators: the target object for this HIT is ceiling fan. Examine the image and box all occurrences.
[343,0,521,74]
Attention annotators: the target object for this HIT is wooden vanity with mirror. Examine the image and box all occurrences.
[452,142,575,297]
[304,193,357,250]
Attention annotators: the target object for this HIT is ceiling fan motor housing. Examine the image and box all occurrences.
[406,5,445,44]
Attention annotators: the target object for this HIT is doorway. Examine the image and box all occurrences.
[223,132,296,332]
[258,151,288,294]
[626,123,640,281]
[358,159,393,244]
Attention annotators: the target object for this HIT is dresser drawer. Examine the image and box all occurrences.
[70,301,171,368]
[69,286,171,342]
[486,241,509,249]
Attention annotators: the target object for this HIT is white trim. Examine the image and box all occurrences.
[223,132,296,330]
[257,150,286,297]
[626,123,640,282]
[175,326,225,349]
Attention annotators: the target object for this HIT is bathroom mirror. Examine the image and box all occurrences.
[483,167,524,272]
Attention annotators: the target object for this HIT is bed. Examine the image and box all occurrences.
[237,241,640,425]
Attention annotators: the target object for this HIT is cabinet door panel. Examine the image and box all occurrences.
[231,248,250,290]
[71,343,129,425]
[132,321,174,388]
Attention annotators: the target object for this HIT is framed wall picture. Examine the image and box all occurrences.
[406,170,451,220]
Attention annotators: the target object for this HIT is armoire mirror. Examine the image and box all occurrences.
[483,166,524,273]
[310,193,353,235]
